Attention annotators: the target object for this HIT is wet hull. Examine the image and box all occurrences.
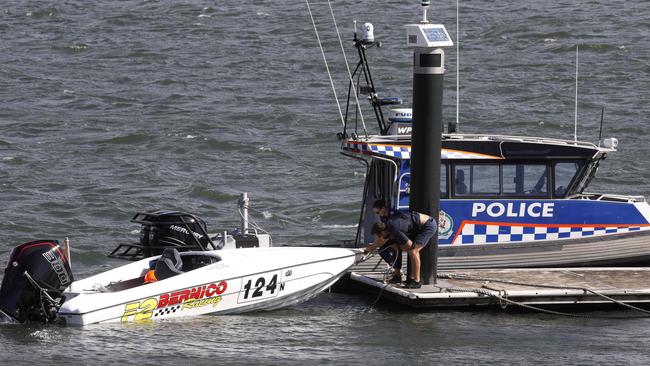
[58,247,357,325]
[351,230,650,272]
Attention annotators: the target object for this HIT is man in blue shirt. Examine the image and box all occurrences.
[363,221,403,284]
[367,199,437,289]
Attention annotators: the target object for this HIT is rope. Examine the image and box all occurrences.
[246,206,309,229]
[326,0,368,137]
[440,272,650,315]
[305,0,345,128]
[356,245,402,308]
[237,206,273,247]
[247,205,356,236]
[440,273,650,318]
[444,286,597,318]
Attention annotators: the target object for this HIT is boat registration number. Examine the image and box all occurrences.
[238,270,284,303]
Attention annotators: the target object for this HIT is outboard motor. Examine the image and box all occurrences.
[109,210,217,260]
[0,240,73,323]
[133,211,213,257]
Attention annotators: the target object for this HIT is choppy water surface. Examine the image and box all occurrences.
[1,0,650,364]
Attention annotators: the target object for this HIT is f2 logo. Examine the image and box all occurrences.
[121,298,157,322]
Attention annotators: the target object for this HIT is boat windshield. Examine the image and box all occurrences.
[502,164,548,195]
[554,161,581,196]
[441,160,590,198]
[389,158,590,206]
[453,163,549,197]
[571,160,598,195]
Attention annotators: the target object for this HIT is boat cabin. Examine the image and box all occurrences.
[341,130,649,246]
[344,133,611,204]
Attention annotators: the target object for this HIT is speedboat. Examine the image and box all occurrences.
[0,239,358,325]
[335,21,650,268]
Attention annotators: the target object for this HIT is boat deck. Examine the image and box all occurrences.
[345,267,650,311]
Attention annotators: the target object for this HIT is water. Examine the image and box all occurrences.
[1,0,650,364]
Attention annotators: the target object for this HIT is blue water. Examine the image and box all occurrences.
[1,0,650,364]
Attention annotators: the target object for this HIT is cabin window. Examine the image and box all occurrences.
[395,162,447,210]
[554,162,581,196]
[396,161,411,210]
[455,164,499,196]
[440,163,448,199]
[502,164,548,196]
[371,160,395,202]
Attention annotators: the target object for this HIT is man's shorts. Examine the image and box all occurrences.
[413,217,437,248]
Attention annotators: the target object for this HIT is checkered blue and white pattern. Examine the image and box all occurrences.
[341,141,368,153]
[368,144,411,159]
[453,223,646,244]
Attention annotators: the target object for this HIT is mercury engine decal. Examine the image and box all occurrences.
[42,250,71,286]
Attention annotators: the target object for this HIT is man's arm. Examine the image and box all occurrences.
[363,239,385,254]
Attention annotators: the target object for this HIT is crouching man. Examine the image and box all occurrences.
[362,222,403,284]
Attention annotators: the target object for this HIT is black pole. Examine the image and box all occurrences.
[409,48,444,285]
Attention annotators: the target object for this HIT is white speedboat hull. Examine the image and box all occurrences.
[58,247,357,325]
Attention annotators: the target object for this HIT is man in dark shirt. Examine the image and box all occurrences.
[362,222,403,283]
[367,199,437,289]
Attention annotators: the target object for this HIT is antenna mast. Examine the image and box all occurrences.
[574,45,579,142]
[456,0,459,131]
[598,107,605,147]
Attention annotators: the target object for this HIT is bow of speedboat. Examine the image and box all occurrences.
[212,247,360,314]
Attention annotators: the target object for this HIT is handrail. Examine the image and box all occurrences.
[353,132,609,151]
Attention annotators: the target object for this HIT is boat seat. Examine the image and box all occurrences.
[154,248,184,280]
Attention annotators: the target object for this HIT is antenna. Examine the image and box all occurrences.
[304,0,345,128]
[574,45,579,142]
[598,106,605,147]
[456,0,459,131]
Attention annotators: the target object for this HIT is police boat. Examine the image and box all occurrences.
[336,21,650,269]
[0,238,358,325]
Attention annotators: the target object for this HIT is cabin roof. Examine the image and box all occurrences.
[341,133,612,161]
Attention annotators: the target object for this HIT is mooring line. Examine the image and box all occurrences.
[356,248,402,308]
[440,273,650,318]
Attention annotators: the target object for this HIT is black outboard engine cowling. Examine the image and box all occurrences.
[0,240,73,323]
[132,211,213,257]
